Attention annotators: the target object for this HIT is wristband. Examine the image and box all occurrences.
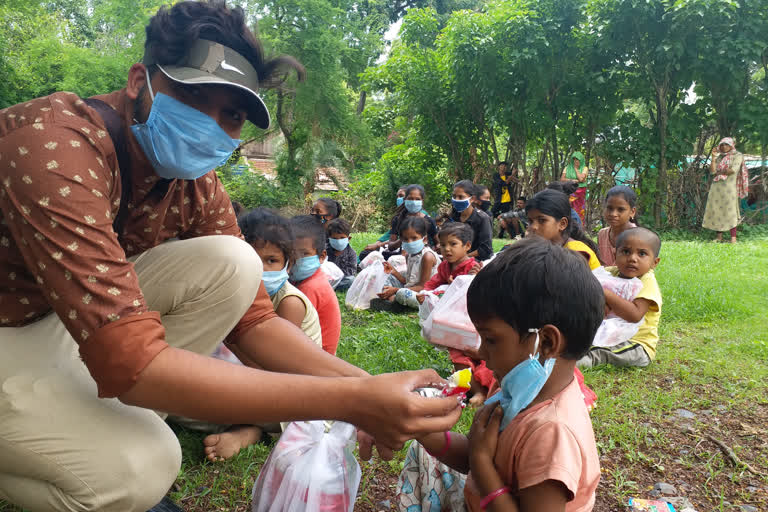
[479,486,510,510]
[425,431,451,458]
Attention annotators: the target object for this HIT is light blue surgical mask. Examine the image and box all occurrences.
[262,263,289,297]
[291,255,321,282]
[402,238,425,255]
[452,198,471,212]
[405,199,423,214]
[485,329,556,430]
[396,197,405,207]
[131,72,241,180]
[328,237,349,251]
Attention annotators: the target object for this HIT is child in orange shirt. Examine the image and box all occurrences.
[289,215,341,355]
[398,238,603,512]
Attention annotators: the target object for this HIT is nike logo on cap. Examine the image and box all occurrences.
[220,60,245,75]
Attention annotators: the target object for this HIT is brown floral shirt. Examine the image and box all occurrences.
[0,90,275,397]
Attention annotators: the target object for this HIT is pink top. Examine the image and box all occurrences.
[597,223,636,266]
[464,378,600,511]
[295,269,341,355]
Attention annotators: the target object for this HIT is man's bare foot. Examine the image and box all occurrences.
[203,425,263,462]
[468,392,487,408]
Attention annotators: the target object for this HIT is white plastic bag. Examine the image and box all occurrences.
[386,254,407,274]
[321,260,345,288]
[591,267,645,348]
[252,420,360,512]
[359,250,385,269]
[422,275,480,351]
[345,260,388,310]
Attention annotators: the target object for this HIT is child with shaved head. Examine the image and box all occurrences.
[578,227,663,368]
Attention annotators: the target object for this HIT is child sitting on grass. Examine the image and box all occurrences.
[423,223,478,292]
[290,215,342,355]
[398,238,603,512]
[578,227,662,369]
[203,209,323,462]
[240,209,323,346]
[597,186,638,266]
[325,218,357,290]
[526,189,601,270]
[423,223,493,407]
[371,216,439,311]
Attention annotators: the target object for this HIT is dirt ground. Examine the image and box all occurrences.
[354,403,768,512]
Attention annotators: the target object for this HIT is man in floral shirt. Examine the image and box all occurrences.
[0,2,460,511]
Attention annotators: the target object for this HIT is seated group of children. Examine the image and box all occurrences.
[217,184,662,511]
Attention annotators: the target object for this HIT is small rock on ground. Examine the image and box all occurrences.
[653,482,677,495]
[674,409,696,419]
[739,506,758,512]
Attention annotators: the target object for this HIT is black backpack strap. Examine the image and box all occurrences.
[83,98,131,237]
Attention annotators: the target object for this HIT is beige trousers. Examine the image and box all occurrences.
[0,236,262,512]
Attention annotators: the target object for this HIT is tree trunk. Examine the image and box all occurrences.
[654,86,668,228]
[356,90,367,115]
[551,124,560,182]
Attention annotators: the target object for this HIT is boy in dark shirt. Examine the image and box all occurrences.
[326,218,357,290]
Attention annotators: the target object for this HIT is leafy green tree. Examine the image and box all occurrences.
[591,0,706,227]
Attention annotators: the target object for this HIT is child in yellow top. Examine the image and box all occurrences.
[578,227,662,368]
[525,189,601,270]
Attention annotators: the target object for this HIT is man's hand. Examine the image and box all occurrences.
[357,429,394,461]
[351,370,463,452]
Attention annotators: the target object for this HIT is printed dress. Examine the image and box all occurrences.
[702,152,743,232]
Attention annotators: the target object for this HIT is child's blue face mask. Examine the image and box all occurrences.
[291,255,321,282]
[396,197,405,207]
[404,199,422,213]
[485,329,556,430]
[402,238,425,255]
[262,263,289,297]
[131,71,241,180]
[328,237,349,251]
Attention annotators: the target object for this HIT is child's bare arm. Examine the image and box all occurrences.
[276,295,307,330]
[603,289,652,323]
[383,261,406,284]
[516,481,569,511]
[417,431,471,474]
[410,252,437,291]
[469,403,519,510]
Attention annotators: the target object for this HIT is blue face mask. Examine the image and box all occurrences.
[405,199,423,214]
[485,329,556,431]
[131,72,241,180]
[262,263,289,297]
[452,198,471,212]
[291,255,321,282]
[328,237,349,251]
[396,197,405,207]
[402,238,425,255]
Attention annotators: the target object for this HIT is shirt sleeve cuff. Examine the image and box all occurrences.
[79,312,169,398]
[226,282,278,344]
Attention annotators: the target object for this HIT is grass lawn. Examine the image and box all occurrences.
[2,234,767,512]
